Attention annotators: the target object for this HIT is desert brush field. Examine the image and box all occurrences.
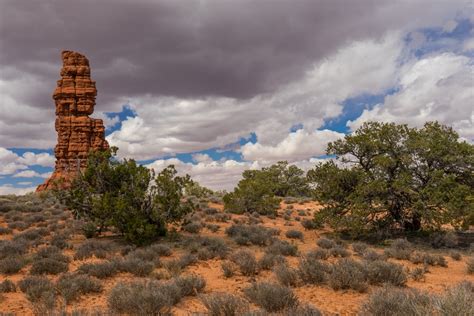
[0,194,472,316]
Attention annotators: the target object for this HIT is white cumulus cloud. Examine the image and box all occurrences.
[348,53,474,141]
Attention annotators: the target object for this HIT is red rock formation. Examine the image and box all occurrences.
[37,51,109,191]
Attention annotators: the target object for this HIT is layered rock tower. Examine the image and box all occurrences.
[36,51,109,191]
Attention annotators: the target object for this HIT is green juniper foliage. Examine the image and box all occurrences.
[57,147,195,245]
[223,161,309,215]
[307,122,474,234]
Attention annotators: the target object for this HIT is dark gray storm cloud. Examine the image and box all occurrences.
[1,0,467,112]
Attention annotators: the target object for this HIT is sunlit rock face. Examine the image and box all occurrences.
[37,51,109,192]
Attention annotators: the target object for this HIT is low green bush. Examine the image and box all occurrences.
[230,250,258,276]
[174,274,206,296]
[266,240,298,257]
[274,264,299,287]
[108,281,180,315]
[77,261,117,279]
[0,256,26,274]
[316,238,336,249]
[298,257,330,285]
[328,259,368,292]
[201,292,250,316]
[0,279,16,293]
[365,260,407,286]
[57,273,102,304]
[285,229,303,240]
[30,258,68,275]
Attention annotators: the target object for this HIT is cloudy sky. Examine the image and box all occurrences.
[0,0,473,194]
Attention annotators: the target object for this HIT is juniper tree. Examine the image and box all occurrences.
[308,122,473,234]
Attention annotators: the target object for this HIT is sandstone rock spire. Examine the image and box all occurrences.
[36,51,109,192]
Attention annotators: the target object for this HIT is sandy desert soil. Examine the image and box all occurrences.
[0,199,473,315]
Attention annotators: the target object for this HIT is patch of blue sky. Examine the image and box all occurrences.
[407,18,473,58]
[321,88,399,134]
[0,174,45,187]
[104,104,137,135]
[8,147,54,156]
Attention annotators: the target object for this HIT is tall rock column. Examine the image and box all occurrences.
[37,51,109,192]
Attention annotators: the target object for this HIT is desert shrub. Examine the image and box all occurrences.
[258,253,287,270]
[183,221,202,234]
[225,224,276,246]
[266,240,298,256]
[163,254,198,276]
[184,236,229,260]
[77,261,118,279]
[58,148,195,245]
[244,282,298,312]
[197,237,229,259]
[18,275,56,309]
[467,257,474,274]
[363,250,386,261]
[0,256,26,274]
[433,255,448,267]
[14,228,48,241]
[149,244,172,256]
[214,213,231,222]
[74,240,115,260]
[409,251,427,264]
[301,219,318,230]
[384,239,413,260]
[114,258,154,277]
[308,122,474,234]
[30,258,69,275]
[410,252,447,267]
[285,229,303,240]
[410,266,428,282]
[34,246,70,263]
[361,286,433,315]
[365,260,407,286]
[330,245,350,258]
[328,259,368,292]
[298,257,330,285]
[108,281,181,315]
[197,248,213,261]
[0,240,28,259]
[281,304,322,316]
[125,247,162,266]
[174,274,206,296]
[316,238,336,249]
[352,242,368,255]
[8,221,29,230]
[0,227,12,235]
[305,248,329,260]
[274,264,299,287]
[248,215,263,225]
[434,281,474,315]
[206,224,220,232]
[201,292,250,316]
[50,234,70,249]
[431,232,459,249]
[221,261,236,278]
[0,279,16,293]
[57,273,102,304]
[450,251,462,261]
[231,250,258,276]
[202,207,218,215]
